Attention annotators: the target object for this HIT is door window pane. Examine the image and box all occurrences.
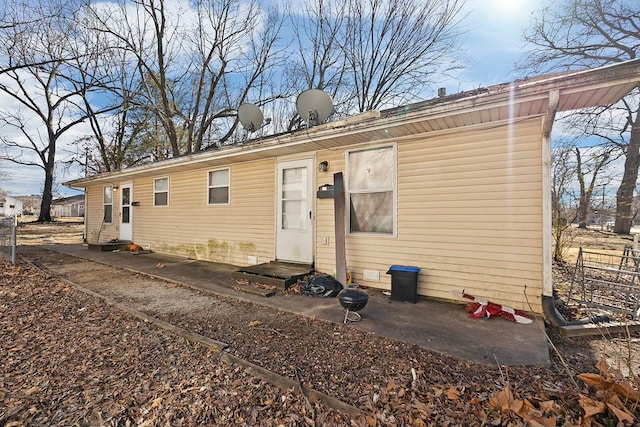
[122,206,130,224]
[281,166,307,231]
[122,187,130,205]
[282,200,305,230]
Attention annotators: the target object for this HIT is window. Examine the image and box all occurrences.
[208,169,230,204]
[154,177,169,206]
[103,186,113,223]
[347,146,396,235]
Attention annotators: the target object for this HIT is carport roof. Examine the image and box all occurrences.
[66,59,640,188]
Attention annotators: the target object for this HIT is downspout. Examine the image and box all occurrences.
[83,189,88,244]
[540,90,609,327]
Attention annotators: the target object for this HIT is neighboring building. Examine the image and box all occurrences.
[65,60,640,315]
[0,196,23,217]
[51,194,85,218]
[15,195,41,216]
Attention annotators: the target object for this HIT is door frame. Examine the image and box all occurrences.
[275,158,315,264]
[119,182,133,242]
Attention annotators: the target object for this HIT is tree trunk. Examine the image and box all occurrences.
[38,136,56,223]
[575,148,589,228]
[614,116,640,234]
[38,166,54,222]
[577,190,591,228]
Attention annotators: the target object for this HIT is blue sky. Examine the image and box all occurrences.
[0,0,540,198]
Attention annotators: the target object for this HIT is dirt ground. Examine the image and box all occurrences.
[2,222,640,426]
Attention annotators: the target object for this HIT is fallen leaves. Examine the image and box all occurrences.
[489,384,557,427]
[7,249,640,427]
[577,359,639,426]
[0,259,351,426]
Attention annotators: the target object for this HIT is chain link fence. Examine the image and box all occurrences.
[0,215,17,265]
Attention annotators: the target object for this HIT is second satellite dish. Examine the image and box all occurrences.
[296,89,333,128]
[238,103,264,132]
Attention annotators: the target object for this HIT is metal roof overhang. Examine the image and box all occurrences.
[66,59,640,188]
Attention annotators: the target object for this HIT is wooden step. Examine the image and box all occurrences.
[232,261,313,290]
[88,241,131,252]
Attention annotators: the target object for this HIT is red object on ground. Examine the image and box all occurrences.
[456,291,532,324]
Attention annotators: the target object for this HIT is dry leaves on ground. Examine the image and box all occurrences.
[4,252,640,426]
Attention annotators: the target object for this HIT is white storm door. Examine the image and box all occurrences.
[276,159,314,263]
[120,183,133,241]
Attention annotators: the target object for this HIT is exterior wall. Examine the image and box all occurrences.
[52,201,84,217]
[81,117,544,312]
[130,158,276,266]
[314,117,544,312]
[0,197,23,216]
[86,185,119,242]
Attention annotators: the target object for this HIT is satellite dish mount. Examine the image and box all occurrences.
[238,103,264,133]
[296,89,333,128]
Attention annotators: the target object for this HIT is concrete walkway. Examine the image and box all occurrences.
[37,244,549,366]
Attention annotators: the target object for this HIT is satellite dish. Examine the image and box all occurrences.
[238,103,264,132]
[296,89,333,128]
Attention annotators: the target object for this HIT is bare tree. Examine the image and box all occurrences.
[0,0,113,222]
[288,0,352,103]
[520,0,640,234]
[340,0,464,112]
[85,0,286,157]
[551,145,578,261]
[0,7,82,75]
[574,145,617,228]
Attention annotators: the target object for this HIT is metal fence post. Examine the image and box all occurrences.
[11,214,17,265]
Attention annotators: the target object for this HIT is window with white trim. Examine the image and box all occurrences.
[208,169,230,204]
[347,145,396,235]
[103,186,113,223]
[154,177,169,206]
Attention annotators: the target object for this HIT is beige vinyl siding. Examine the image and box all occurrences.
[132,158,276,265]
[315,117,544,312]
[315,151,344,276]
[85,185,119,243]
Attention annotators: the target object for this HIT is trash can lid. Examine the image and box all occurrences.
[386,265,420,273]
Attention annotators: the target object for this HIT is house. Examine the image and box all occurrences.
[65,60,640,316]
[51,194,85,218]
[14,195,41,216]
[0,195,23,217]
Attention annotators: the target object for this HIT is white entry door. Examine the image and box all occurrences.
[276,159,314,263]
[120,183,133,241]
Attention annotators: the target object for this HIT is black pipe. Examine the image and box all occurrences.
[542,295,610,327]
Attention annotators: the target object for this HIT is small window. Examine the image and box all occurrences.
[347,145,396,235]
[103,186,113,223]
[154,177,169,206]
[208,169,230,204]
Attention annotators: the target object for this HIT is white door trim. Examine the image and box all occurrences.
[276,158,314,264]
[119,182,133,242]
